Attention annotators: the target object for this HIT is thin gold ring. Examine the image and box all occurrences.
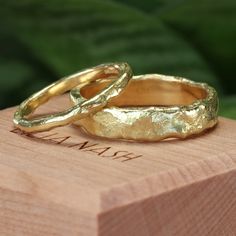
[13,63,132,132]
[70,74,218,141]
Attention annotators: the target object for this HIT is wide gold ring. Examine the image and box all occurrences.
[70,74,219,141]
[13,63,132,132]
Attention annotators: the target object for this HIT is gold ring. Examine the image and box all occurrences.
[70,74,219,141]
[13,63,132,132]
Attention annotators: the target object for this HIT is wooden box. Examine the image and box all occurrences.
[0,96,236,236]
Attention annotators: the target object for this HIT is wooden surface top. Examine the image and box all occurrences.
[0,95,236,235]
[1,95,236,211]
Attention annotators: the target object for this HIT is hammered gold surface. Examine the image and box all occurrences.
[70,74,218,141]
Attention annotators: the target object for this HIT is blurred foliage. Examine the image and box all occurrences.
[0,0,235,119]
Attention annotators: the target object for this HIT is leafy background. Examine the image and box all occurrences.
[1,0,236,119]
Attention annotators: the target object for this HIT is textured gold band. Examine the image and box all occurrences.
[70,74,219,141]
[13,63,132,132]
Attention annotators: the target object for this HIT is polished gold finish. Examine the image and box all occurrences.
[70,74,219,141]
[13,63,132,132]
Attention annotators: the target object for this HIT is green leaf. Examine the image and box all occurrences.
[0,0,234,110]
[160,0,236,94]
[219,96,236,120]
[1,0,221,81]
[0,61,32,91]
[113,0,186,14]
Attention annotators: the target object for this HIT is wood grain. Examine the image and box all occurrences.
[0,95,235,236]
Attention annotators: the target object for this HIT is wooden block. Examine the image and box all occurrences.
[0,95,236,236]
